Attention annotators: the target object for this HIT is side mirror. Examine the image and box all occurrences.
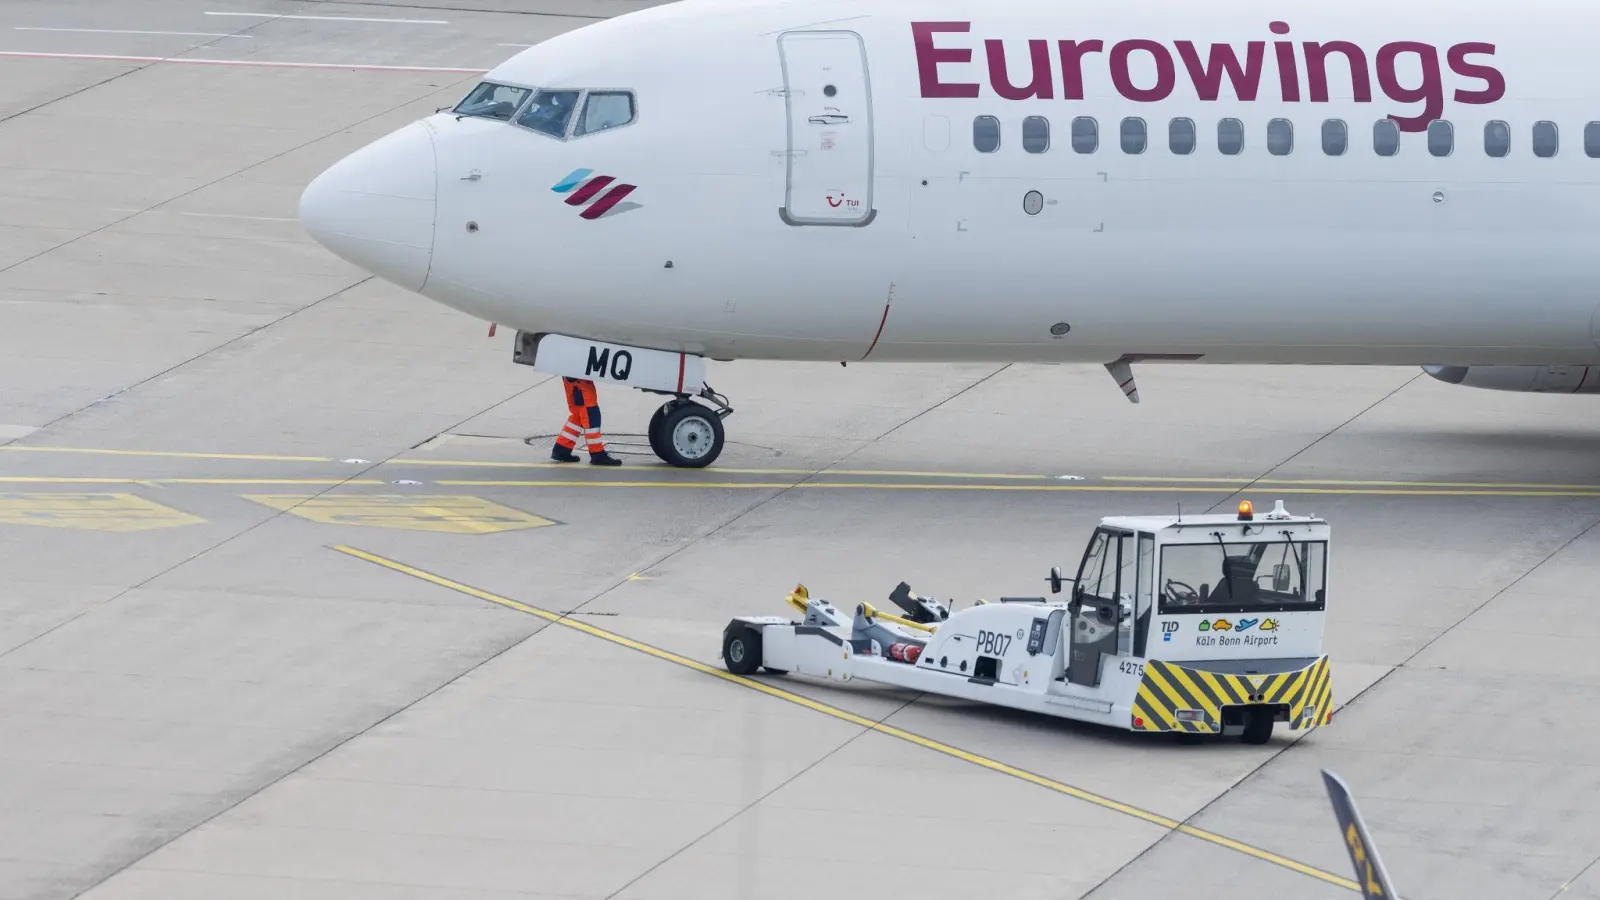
[1049,566,1064,594]
[1272,564,1292,592]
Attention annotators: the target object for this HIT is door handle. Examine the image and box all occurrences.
[461,169,482,181]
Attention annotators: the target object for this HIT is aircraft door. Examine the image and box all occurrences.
[777,30,874,226]
[1067,528,1134,688]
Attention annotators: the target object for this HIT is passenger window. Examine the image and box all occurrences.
[1586,122,1600,158]
[1022,116,1049,153]
[1373,119,1400,156]
[575,91,635,137]
[1427,120,1453,157]
[1121,117,1147,154]
[1533,120,1558,157]
[973,115,1000,152]
[1169,117,1196,154]
[516,89,582,138]
[453,82,530,122]
[1217,118,1244,155]
[1071,116,1098,153]
[1267,118,1293,155]
[1484,120,1511,157]
[1321,119,1347,156]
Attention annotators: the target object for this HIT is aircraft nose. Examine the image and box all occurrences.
[300,121,437,291]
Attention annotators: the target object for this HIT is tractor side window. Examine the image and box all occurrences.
[1116,532,1138,653]
[1132,533,1156,655]
[1158,540,1327,614]
[1077,530,1111,598]
[1136,534,1155,611]
[516,89,582,138]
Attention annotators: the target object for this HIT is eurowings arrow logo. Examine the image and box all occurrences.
[551,168,640,220]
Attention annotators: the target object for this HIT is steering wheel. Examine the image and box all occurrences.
[1164,579,1199,604]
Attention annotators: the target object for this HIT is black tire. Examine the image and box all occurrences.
[722,624,762,675]
[647,404,670,461]
[654,401,724,468]
[1242,709,1274,745]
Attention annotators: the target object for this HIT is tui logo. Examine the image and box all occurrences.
[551,168,640,219]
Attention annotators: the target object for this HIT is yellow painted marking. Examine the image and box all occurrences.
[0,445,332,462]
[245,494,554,534]
[331,545,1361,893]
[0,492,204,531]
[1104,475,1600,491]
[392,458,1050,479]
[0,478,386,485]
[436,480,1600,498]
[6,443,1597,498]
[1,444,1045,480]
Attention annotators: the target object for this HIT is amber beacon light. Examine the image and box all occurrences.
[1237,500,1254,520]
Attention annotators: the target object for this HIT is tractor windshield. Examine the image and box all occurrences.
[1158,539,1326,614]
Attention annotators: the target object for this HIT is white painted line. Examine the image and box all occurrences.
[16,27,254,38]
[0,50,486,73]
[205,11,448,25]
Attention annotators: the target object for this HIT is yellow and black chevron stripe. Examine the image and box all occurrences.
[1132,656,1333,734]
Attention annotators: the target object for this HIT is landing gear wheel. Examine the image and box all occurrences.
[722,624,762,675]
[650,400,724,468]
[1242,709,1275,745]
[647,403,670,460]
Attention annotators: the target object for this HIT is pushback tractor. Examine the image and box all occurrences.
[721,500,1334,744]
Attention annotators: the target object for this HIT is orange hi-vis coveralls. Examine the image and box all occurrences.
[556,377,606,454]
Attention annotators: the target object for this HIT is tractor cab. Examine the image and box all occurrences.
[1053,500,1328,685]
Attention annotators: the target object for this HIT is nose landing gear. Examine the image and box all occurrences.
[646,383,732,468]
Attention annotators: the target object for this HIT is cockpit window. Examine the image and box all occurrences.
[453,82,529,122]
[575,91,636,137]
[516,89,582,138]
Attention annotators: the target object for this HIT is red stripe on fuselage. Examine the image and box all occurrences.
[565,176,615,205]
[579,184,635,219]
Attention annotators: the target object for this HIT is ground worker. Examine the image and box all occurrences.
[552,376,622,466]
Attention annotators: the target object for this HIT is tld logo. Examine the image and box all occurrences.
[1161,621,1179,642]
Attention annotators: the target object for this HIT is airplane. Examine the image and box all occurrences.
[1323,769,1400,899]
[297,0,1600,468]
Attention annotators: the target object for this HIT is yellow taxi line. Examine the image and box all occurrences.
[433,480,1600,497]
[389,458,1051,479]
[0,445,334,462]
[0,478,388,485]
[0,472,1594,498]
[330,544,1360,894]
[1104,475,1600,491]
[0,445,1047,480]
[6,445,1598,495]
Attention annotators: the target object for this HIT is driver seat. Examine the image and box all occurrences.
[1209,558,1259,605]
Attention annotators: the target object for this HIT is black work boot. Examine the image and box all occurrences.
[589,451,622,466]
[551,444,580,463]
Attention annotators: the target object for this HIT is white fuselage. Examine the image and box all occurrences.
[299,0,1600,369]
